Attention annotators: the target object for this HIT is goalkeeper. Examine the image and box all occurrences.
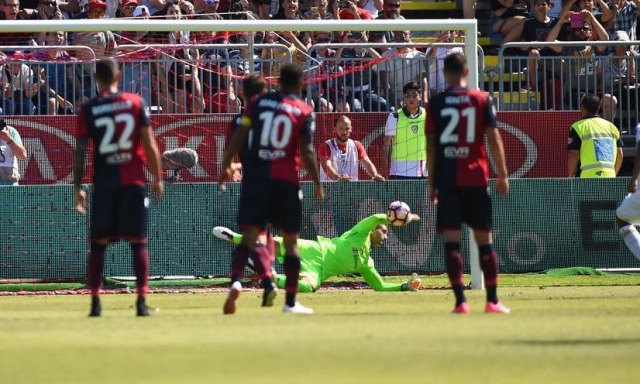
[212,213,421,292]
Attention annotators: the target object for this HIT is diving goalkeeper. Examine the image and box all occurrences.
[212,213,422,292]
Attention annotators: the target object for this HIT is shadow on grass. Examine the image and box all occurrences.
[500,338,640,346]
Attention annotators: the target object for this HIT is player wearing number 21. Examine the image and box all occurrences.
[73,58,164,317]
[219,64,324,315]
[425,52,510,314]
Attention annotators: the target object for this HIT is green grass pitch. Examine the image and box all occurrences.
[1,276,640,384]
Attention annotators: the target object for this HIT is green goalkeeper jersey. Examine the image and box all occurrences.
[275,214,405,292]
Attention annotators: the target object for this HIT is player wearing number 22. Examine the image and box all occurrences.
[219,64,324,315]
[73,58,164,318]
[425,52,510,314]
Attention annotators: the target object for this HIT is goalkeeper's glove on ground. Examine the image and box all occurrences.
[401,273,421,291]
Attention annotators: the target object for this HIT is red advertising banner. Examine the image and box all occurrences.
[10,111,579,184]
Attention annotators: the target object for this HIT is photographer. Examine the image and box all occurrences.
[0,119,28,186]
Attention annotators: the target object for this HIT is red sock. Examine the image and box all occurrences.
[87,243,106,297]
[131,243,149,297]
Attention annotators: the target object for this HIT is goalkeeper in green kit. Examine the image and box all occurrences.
[212,212,422,292]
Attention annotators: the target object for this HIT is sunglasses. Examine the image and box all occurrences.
[204,0,219,4]
[122,5,136,10]
[574,27,591,32]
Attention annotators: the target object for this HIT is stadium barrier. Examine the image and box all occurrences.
[8,111,580,184]
[0,178,636,280]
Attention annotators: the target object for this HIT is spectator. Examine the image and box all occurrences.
[0,0,36,46]
[521,0,562,109]
[194,0,222,18]
[573,0,614,28]
[141,0,164,15]
[303,0,333,19]
[32,31,76,115]
[379,30,426,108]
[271,0,310,64]
[2,60,39,115]
[598,30,637,118]
[20,0,63,45]
[357,0,381,18]
[336,0,370,19]
[375,0,403,50]
[490,0,529,45]
[58,0,81,18]
[381,81,427,179]
[69,0,117,104]
[119,5,153,106]
[319,115,385,181]
[425,30,465,94]
[567,92,623,177]
[0,119,27,186]
[308,31,341,112]
[546,8,614,117]
[228,32,264,75]
[606,0,640,49]
[156,0,204,113]
[336,30,388,111]
[118,0,137,17]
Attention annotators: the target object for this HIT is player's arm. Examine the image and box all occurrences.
[615,135,624,175]
[425,101,438,204]
[300,113,324,198]
[221,117,250,173]
[484,95,509,197]
[140,124,164,201]
[318,142,341,180]
[381,113,396,178]
[360,258,419,292]
[566,126,581,177]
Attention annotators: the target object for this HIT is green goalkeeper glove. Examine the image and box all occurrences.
[401,273,421,291]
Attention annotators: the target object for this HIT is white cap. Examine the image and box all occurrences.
[611,30,630,42]
[133,5,149,17]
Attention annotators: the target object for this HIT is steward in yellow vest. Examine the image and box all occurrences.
[567,93,623,178]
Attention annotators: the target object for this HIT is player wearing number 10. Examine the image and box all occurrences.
[219,64,324,315]
[425,52,510,314]
[73,58,164,317]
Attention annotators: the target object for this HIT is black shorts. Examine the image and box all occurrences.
[238,179,302,233]
[436,187,492,232]
[90,185,149,242]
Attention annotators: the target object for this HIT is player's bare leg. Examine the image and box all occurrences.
[224,226,261,314]
[131,242,151,316]
[443,231,468,314]
[87,239,108,317]
[281,232,313,314]
[473,229,509,314]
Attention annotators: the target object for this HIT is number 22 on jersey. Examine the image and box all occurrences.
[96,113,135,164]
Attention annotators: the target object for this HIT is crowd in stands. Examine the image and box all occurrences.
[0,0,637,117]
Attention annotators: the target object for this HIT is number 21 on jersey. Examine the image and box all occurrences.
[440,106,476,159]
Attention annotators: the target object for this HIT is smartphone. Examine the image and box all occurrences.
[338,1,349,8]
[569,12,584,29]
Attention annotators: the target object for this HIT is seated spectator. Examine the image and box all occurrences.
[490,0,529,45]
[547,8,616,118]
[118,5,154,105]
[308,31,345,112]
[357,0,381,18]
[598,30,637,118]
[1,60,38,115]
[425,30,464,94]
[375,0,403,51]
[336,31,388,111]
[269,0,309,65]
[155,0,204,113]
[303,0,334,19]
[20,0,63,44]
[521,0,563,109]
[379,30,426,108]
[31,31,76,115]
[0,0,36,46]
[69,0,117,104]
[606,0,639,51]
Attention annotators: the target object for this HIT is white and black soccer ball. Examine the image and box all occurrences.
[387,201,410,227]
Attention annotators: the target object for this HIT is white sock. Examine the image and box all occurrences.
[620,225,640,261]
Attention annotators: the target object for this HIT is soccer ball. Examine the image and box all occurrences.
[387,201,411,226]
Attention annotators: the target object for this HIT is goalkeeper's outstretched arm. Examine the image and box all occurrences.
[360,259,420,292]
